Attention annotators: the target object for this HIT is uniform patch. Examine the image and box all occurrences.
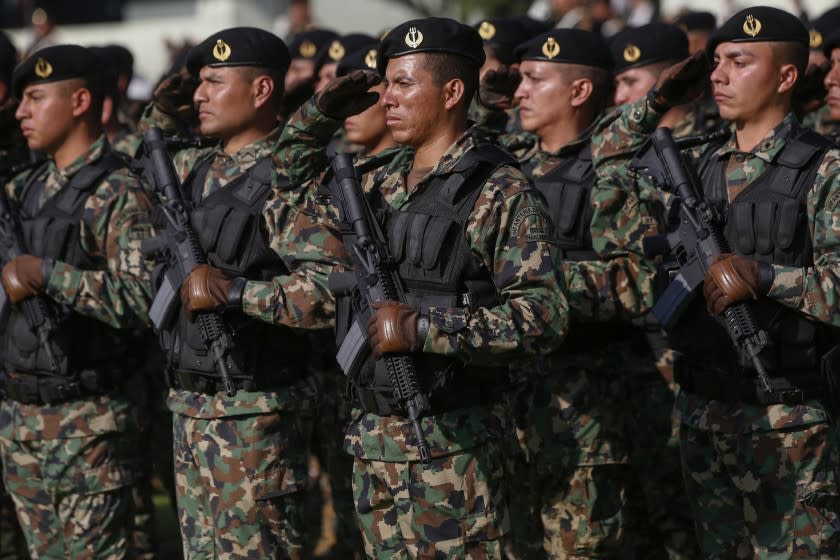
[512,206,553,243]
[827,190,840,212]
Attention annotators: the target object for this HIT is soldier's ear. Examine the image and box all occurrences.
[252,75,276,109]
[70,87,93,118]
[777,63,798,95]
[569,78,594,108]
[442,78,466,111]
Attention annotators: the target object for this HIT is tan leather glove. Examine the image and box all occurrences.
[366,301,423,359]
[180,264,244,316]
[1,255,47,304]
[703,254,765,315]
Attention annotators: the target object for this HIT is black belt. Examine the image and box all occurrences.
[2,371,109,405]
[172,370,300,395]
[675,365,825,406]
[352,380,505,417]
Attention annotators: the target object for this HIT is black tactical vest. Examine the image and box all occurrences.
[527,143,596,261]
[670,128,837,376]
[157,155,310,388]
[337,144,514,415]
[3,151,132,379]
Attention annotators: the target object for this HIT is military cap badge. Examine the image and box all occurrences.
[743,14,761,37]
[810,30,823,48]
[299,40,317,58]
[213,39,231,62]
[34,57,53,78]
[478,21,496,40]
[623,44,641,63]
[329,40,346,61]
[364,49,377,69]
[405,26,424,49]
[542,37,560,59]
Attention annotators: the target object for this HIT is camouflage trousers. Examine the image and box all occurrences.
[0,476,28,559]
[172,409,313,559]
[0,431,138,559]
[680,419,840,558]
[351,441,508,559]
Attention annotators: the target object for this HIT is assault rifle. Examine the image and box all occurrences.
[330,154,432,463]
[141,126,237,397]
[631,127,773,394]
[0,170,62,373]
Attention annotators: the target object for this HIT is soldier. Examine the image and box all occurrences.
[823,30,840,143]
[142,27,348,559]
[674,11,717,55]
[282,29,340,120]
[282,17,568,558]
[805,7,840,67]
[0,44,155,558]
[611,22,721,137]
[478,28,674,558]
[592,6,840,557]
[314,34,378,94]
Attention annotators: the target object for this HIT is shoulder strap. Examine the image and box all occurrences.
[55,150,130,215]
[183,151,216,206]
[19,160,51,217]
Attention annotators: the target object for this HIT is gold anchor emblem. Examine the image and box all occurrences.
[213,39,231,62]
[810,30,823,48]
[34,57,52,78]
[328,40,345,61]
[743,15,761,37]
[478,21,496,40]
[364,49,377,69]
[299,40,317,58]
[405,26,424,49]
[542,37,560,59]
[623,44,641,63]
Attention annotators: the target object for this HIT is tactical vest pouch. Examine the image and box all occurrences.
[554,184,587,235]
[821,345,840,413]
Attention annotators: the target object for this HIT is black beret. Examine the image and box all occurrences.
[0,30,17,87]
[377,17,485,74]
[474,18,532,65]
[706,7,808,56]
[12,44,102,99]
[186,27,290,76]
[824,29,840,57]
[315,33,378,69]
[88,46,120,102]
[609,23,689,73]
[288,29,339,60]
[674,11,717,32]
[102,44,134,77]
[810,7,840,51]
[515,29,612,69]
[336,45,381,77]
[511,16,554,39]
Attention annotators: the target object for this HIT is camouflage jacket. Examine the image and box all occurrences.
[593,96,840,432]
[502,128,655,322]
[155,127,348,418]
[1,135,153,441]
[280,99,568,460]
[803,104,840,145]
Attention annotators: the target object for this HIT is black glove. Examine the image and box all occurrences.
[650,51,710,110]
[153,71,199,120]
[478,66,521,110]
[316,70,382,120]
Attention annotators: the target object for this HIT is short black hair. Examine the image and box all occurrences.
[772,41,809,81]
[563,64,612,115]
[421,52,479,109]
[61,77,104,123]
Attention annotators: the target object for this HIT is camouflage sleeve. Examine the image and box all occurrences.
[240,173,348,329]
[467,97,508,139]
[138,102,187,137]
[563,255,656,322]
[44,171,154,328]
[275,97,341,186]
[423,165,568,362]
[766,152,840,325]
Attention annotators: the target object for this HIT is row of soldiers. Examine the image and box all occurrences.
[0,4,839,560]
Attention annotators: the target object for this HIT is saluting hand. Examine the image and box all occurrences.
[316,70,382,120]
[478,65,521,111]
[153,71,200,121]
[651,51,709,110]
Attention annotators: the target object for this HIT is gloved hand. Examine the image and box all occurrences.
[478,66,521,110]
[1,255,47,304]
[703,254,766,315]
[366,301,423,359]
[650,51,709,110]
[316,70,382,120]
[153,71,200,120]
[180,264,244,316]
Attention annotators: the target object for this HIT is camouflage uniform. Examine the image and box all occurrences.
[803,104,840,145]
[593,96,840,558]
[498,129,656,559]
[144,116,347,559]
[281,99,568,559]
[0,135,155,559]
